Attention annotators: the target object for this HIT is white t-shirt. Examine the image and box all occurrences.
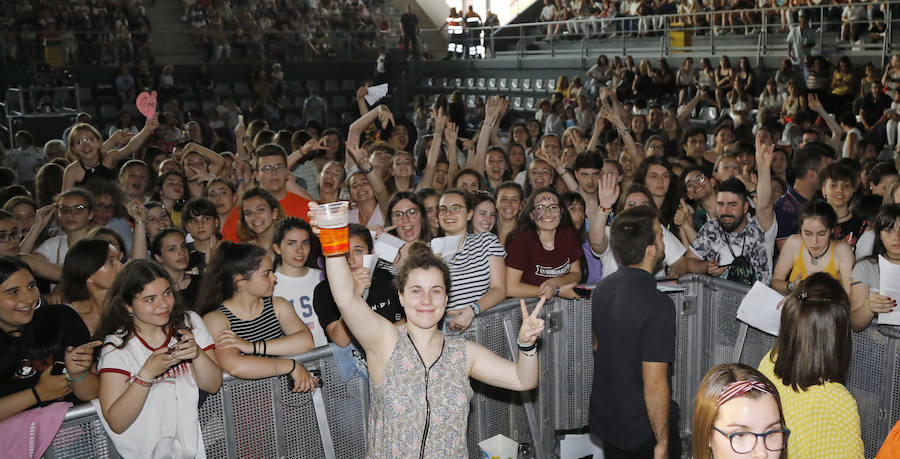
[35,234,69,266]
[94,311,214,459]
[348,207,386,229]
[274,269,327,347]
[596,224,687,279]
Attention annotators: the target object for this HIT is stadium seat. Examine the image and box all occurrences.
[535,79,545,90]
[477,78,487,89]
[306,80,322,93]
[499,78,509,91]
[332,96,348,110]
[424,78,434,87]
[233,83,252,99]
[183,100,199,112]
[341,79,356,92]
[286,81,306,97]
[547,79,556,91]
[323,80,339,92]
[512,97,522,109]
[525,97,535,110]
[214,82,233,98]
[453,78,463,88]
[522,78,532,91]
[466,78,476,89]
[466,95,476,108]
[99,104,118,121]
[77,86,94,105]
[438,78,448,88]
[488,78,497,90]
[510,78,520,91]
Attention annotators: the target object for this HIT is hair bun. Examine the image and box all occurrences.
[406,241,434,260]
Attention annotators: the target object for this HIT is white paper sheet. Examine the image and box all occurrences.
[876,255,900,325]
[736,281,785,336]
[364,84,388,105]
[362,254,378,280]
[430,235,462,260]
[372,232,405,264]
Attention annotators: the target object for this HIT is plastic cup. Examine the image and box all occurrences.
[315,201,350,257]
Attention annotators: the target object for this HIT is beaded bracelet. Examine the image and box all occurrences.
[516,337,538,352]
[66,371,89,385]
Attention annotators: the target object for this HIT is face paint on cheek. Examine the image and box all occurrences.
[533,209,545,221]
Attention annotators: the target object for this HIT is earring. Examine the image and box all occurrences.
[34,298,42,310]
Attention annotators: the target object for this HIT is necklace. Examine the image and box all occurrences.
[807,241,831,266]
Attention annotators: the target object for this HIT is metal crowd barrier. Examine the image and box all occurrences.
[41,276,900,458]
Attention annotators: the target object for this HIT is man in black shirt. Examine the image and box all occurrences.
[400,6,419,61]
[590,205,680,459]
[859,80,892,147]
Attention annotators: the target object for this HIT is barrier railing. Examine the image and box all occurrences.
[42,276,900,458]
[445,1,898,64]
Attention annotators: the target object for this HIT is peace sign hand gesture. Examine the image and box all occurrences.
[518,296,547,346]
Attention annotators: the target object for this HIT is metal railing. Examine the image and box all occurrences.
[41,276,900,458]
[428,1,899,65]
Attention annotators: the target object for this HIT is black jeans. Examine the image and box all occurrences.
[601,420,682,459]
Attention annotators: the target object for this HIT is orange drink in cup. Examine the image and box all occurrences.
[314,201,350,257]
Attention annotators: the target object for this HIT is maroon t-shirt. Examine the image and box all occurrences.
[506,226,584,286]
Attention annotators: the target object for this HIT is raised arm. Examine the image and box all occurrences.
[468,96,506,171]
[355,84,370,117]
[467,297,545,391]
[347,142,390,217]
[18,204,56,256]
[588,172,618,255]
[807,94,843,152]
[184,142,226,176]
[754,139,775,232]
[417,115,447,190]
[322,235,397,357]
[125,201,148,260]
[103,114,159,168]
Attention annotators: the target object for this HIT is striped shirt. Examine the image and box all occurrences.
[447,232,507,310]
[217,297,284,349]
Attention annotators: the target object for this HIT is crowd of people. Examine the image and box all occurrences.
[0,0,154,67]
[2,42,900,456]
[184,0,393,62]
[539,0,891,41]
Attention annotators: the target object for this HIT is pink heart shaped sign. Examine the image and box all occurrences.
[136,90,157,119]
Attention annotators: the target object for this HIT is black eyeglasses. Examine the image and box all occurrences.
[58,204,89,215]
[712,426,790,454]
[391,208,419,221]
[0,228,24,243]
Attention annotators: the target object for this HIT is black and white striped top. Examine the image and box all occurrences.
[217,296,284,351]
[447,232,507,310]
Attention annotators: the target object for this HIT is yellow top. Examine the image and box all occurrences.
[832,70,854,96]
[790,241,839,285]
[758,350,864,459]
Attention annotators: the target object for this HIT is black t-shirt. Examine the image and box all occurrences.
[0,305,92,404]
[400,13,418,35]
[834,213,867,248]
[590,267,676,451]
[179,274,202,311]
[313,267,404,340]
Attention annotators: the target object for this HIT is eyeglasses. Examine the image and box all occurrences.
[75,137,95,146]
[392,208,419,221]
[533,204,561,214]
[0,228,24,243]
[58,204,89,215]
[685,175,707,188]
[438,205,465,216]
[258,164,286,174]
[625,200,650,208]
[713,426,790,454]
